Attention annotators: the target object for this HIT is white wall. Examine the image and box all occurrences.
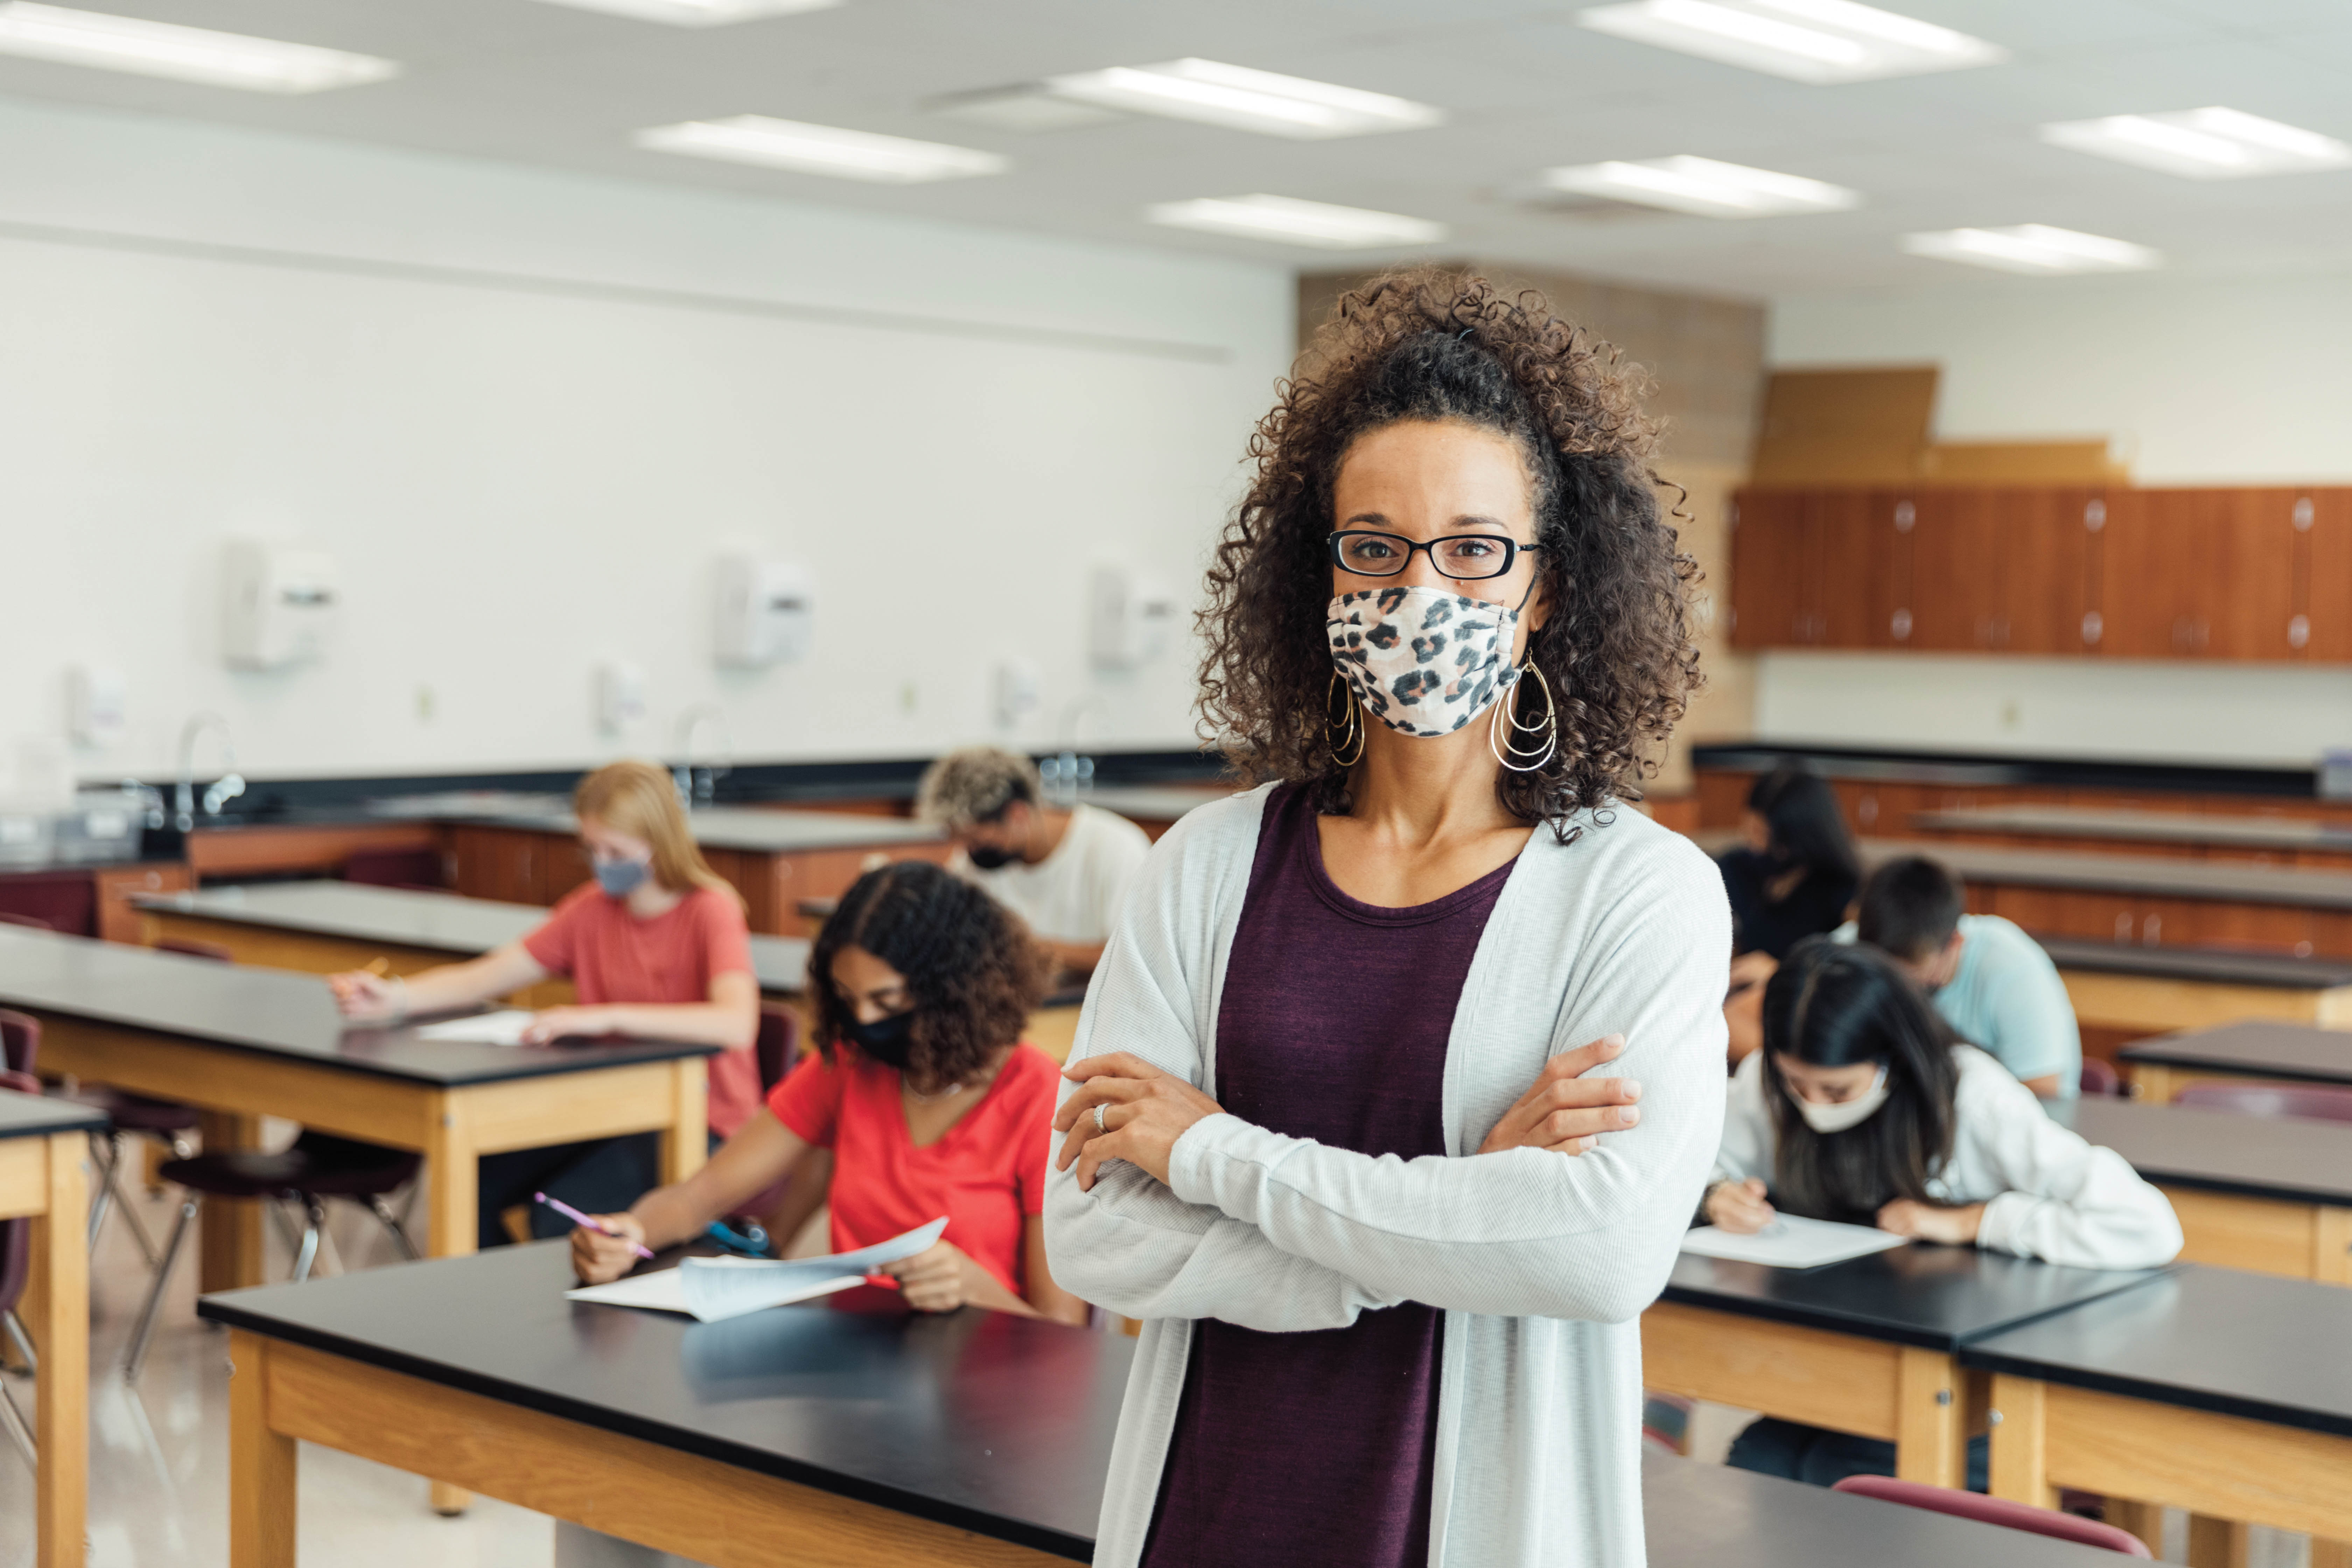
[0,94,1294,789]
[1757,270,2352,768]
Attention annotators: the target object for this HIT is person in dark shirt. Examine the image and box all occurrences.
[1719,764,1861,1062]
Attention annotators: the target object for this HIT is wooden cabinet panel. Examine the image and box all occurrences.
[446,826,548,906]
[2000,488,2102,655]
[1906,489,2099,653]
[1905,489,2001,651]
[2105,489,2298,660]
[1729,491,1814,649]
[97,863,192,945]
[2300,488,2352,663]
[1815,490,1911,649]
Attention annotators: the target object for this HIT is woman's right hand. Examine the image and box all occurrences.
[327,970,396,1019]
[1475,1035,1643,1156]
[569,1212,649,1284]
[1704,1178,1776,1234]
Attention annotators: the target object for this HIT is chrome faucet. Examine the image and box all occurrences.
[1044,695,1111,806]
[174,713,243,832]
[673,706,733,806]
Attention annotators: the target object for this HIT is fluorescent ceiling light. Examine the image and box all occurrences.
[524,0,838,24]
[1578,0,2003,83]
[1146,195,1445,249]
[1048,59,1442,139]
[1902,224,2160,275]
[1545,155,1860,216]
[2042,107,2352,180]
[635,116,1006,183]
[0,2,396,92]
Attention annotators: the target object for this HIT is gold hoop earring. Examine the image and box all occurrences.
[1327,672,1366,768]
[1489,660,1557,774]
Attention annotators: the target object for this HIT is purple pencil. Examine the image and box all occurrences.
[534,1190,654,1260]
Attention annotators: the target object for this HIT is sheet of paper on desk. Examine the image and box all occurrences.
[566,1217,948,1323]
[1680,1214,1910,1269]
[566,1268,864,1320]
[414,1010,535,1045]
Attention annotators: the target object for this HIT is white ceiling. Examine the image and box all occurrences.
[3,0,2349,299]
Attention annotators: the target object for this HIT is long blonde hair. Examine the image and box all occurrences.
[574,760,738,905]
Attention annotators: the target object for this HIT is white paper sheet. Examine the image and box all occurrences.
[565,1268,864,1319]
[1680,1214,1911,1269]
[414,1009,536,1045]
[564,1217,950,1323]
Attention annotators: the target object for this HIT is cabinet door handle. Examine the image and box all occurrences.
[2290,614,2311,650]
[1891,608,1912,642]
[2115,913,2133,942]
[2081,610,2103,646]
[2143,913,2162,946]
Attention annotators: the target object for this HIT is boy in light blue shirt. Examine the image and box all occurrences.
[1847,855,2083,1099]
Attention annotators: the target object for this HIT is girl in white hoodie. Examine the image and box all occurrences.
[1703,935,2179,1487]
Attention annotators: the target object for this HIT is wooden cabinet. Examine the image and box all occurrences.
[1730,483,2347,664]
[2104,489,2300,660]
[1729,490,1909,650]
[97,863,193,944]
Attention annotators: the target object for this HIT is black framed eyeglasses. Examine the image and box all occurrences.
[1328,530,1541,582]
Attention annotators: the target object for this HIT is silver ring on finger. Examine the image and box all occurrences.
[1093,1102,1107,1133]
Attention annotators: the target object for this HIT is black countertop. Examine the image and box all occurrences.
[1693,743,2323,801]
[0,925,716,1087]
[201,1242,1122,1560]
[2054,1096,2352,1207]
[1960,1265,2352,1439]
[2033,937,2352,990]
[136,882,812,997]
[1661,1245,2172,1351]
[2120,1021,2352,1087]
[0,1086,105,1141]
[196,1240,2129,1568]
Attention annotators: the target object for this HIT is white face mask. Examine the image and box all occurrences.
[1327,586,1521,739]
[1790,1064,1890,1134]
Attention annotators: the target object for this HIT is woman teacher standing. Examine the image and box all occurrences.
[1046,270,1731,1568]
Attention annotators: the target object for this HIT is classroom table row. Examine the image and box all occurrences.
[202,1238,2222,1568]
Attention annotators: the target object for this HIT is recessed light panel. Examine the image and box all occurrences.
[635,117,1007,183]
[0,2,397,92]
[1578,0,2003,84]
[2041,107,2352,180]
[1544,155,1860,216]
[1901,225,2160,275]
[525,0,839,22]
[1049,59,1442,139]
[1146,195,1446,248]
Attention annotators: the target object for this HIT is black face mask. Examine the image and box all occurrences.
[846,1009,917,1071]
[966,844,1018,872]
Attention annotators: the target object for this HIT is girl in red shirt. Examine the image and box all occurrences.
[572,861,1086,1323]
[330,760,761,1245]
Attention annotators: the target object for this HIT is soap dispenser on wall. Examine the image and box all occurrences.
[222,540,339,670]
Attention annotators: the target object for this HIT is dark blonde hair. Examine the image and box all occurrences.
[574,760,737,905]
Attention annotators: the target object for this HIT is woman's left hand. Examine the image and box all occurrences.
[1876,1198,1985,1245]
[1054,1053,1225,1191]
[520,1006,616,1045]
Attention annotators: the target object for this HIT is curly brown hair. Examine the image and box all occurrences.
[806,861,1050,1087]
[1196,267,1703,840]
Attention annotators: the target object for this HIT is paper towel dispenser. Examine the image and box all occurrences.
[223,540,338,670]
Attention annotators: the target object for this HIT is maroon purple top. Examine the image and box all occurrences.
[1140,784,1514,1568]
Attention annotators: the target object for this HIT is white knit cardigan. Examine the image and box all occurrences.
[1044,784,1732,1568]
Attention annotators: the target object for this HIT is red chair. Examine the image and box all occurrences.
[754,1002,800,1096]
[1831,1476,2152,1555]
[2078,1059,2121,1097]
[0,913,54,932]
[2177,1082,2352,1124]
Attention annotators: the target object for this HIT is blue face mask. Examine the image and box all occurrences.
[593,855,650,899]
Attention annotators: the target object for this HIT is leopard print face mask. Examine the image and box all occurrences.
[1326,586,1521,740]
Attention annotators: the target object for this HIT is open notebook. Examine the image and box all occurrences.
[566,1217,948,1323]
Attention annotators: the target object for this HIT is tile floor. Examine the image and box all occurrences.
[0,1152,2322,1568]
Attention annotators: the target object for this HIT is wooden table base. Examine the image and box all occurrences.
[1642,1303,1967,1486]
[2,1131,91,1568]
[229,1332,1070,1568]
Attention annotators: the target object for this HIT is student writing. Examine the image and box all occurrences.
[330,760,761,1245]
[571,861,1088,1325]
[917,746,1151,982]
[1842,854,2082,1099]
[1701,936,2180,1485]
